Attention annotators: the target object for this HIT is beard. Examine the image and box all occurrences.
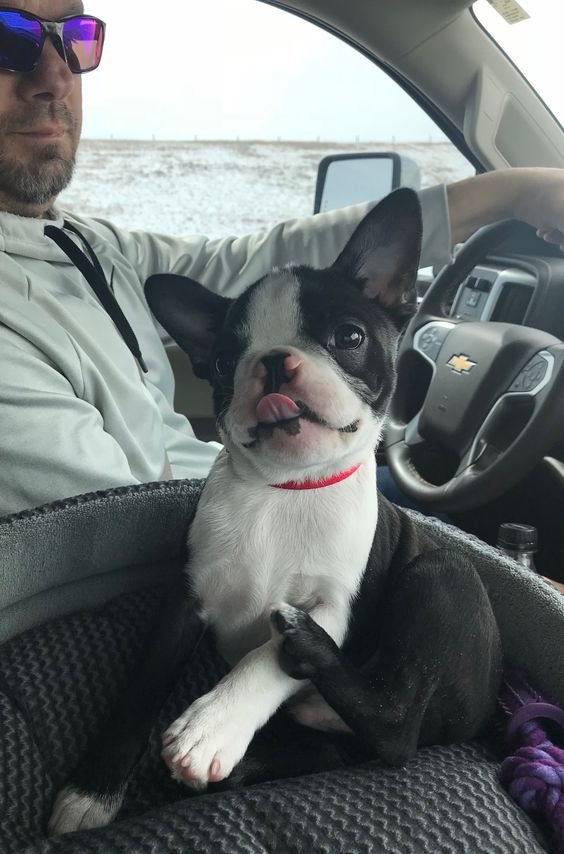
[0,145,75,205]
[0,103,79,207]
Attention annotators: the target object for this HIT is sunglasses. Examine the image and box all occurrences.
[0,8,105,74]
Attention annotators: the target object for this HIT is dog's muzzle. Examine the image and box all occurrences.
[243,398,359,448]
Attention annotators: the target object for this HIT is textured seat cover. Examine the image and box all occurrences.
[0,480,560,853]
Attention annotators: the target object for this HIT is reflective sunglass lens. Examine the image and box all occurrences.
[62,17,104,74]
[0,10,43,73]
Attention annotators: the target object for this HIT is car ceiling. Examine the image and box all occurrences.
[261,0,472,61]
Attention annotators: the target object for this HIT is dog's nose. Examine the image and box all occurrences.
[259,352,301,394]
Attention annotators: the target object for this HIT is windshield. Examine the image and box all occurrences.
[473,0,563,126]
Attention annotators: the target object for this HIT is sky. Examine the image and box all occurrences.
[80,0,446,141]
[81,0,562,142]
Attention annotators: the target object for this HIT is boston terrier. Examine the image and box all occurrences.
[49,189,502,835]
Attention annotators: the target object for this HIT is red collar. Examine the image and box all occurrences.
[271,462,362,490]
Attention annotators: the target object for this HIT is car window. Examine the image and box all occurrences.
[60,0,475,236]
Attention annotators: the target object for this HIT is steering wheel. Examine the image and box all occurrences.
[384,219,564,512]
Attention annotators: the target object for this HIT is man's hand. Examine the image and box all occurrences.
[536,228,564,252]
[508,168,564,251]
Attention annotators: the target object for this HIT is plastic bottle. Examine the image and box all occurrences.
[496,522,538,573]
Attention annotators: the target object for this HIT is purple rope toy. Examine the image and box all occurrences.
[498,672,564,851]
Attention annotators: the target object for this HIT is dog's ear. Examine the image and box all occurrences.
[333,187,422,315]
[145,274,231,381]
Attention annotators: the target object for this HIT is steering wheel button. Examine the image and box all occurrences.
[509,355,549,393]
[509,374,526,392]
[528,367,545,383]
[420,332,435,349]
[417,325,452,362]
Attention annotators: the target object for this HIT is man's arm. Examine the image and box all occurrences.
[81,186,450,298]
[90,167,564,303]
[447,168,564,248]
[0,335,146,515]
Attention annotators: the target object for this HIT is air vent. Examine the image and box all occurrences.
[490,283,533,325]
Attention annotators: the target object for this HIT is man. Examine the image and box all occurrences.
[1,0,564,516]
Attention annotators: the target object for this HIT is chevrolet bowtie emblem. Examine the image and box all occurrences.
[447,354,477,374]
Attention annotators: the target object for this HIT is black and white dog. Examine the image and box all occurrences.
[49,189,502,835]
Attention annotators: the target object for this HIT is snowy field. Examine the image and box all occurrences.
[59,140,475,238]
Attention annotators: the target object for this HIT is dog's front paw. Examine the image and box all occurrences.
[48,786,122,836]
[161,689,255,790]
[270,603,340,679]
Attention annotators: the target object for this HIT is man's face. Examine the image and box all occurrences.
[0,0,85,216]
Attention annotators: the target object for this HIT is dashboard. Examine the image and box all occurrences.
[448,223,564,340]
[451,265,535,324]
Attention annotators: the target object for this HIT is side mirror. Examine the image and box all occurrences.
[313,152,421,214]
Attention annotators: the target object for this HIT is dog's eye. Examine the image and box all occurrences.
[333,323,365,350]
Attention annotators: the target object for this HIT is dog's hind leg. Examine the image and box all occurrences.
[48,574,206,836]
[272,550,501,766]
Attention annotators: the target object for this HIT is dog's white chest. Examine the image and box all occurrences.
[187,454,378,664]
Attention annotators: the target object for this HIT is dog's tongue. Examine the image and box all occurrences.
[256,393,301,424]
